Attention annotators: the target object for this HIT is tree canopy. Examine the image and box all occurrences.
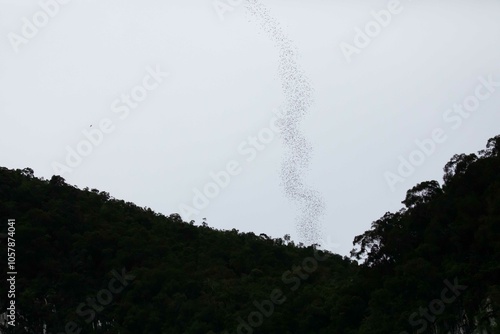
[0,134,499,333]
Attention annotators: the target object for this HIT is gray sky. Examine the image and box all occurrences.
[1,0,500,256]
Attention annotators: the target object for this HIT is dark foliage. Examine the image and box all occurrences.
[0,135,499,333]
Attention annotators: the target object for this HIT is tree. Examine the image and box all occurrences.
[20,167,34,178]
[402,180,442,209]
[443,153,478,184]
[479,134,500,158]
[49,175,66,187]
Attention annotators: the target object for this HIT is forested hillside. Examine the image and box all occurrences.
[1,135,499,334]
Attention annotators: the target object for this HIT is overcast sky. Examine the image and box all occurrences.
[1,0,500,256]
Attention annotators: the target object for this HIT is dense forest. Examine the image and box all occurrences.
[0,135,499,334]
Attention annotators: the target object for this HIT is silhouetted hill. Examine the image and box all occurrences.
[0,135,499,334]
